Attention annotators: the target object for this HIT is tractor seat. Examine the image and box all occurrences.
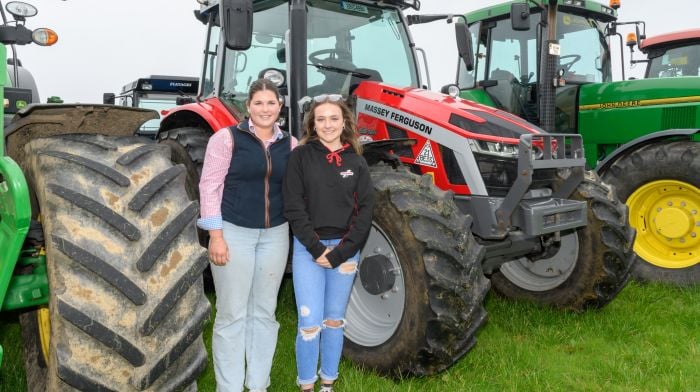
[486,68,517,111]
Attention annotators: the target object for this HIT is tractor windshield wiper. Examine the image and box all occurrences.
[309,63,371,79]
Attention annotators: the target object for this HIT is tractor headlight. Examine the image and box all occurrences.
[468,139,519,158]
[259,68,286,87]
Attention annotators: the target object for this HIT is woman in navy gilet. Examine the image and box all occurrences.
[198,79,297,392]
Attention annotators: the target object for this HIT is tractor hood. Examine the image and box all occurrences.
[578,77,700,146]
[353,81,547,146]
[353,81,571,198]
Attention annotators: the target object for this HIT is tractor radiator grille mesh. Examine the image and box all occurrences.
[661,106,697,129]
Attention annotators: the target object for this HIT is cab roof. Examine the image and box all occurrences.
[465,0,617,24]
[640,28,700,52]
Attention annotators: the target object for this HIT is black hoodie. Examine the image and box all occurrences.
[283,139,374,268]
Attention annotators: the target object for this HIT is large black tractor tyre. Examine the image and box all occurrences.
[601,140,700,286]
[24,134,210,391]
[158,127,213,289]
[491,171,635,311]
[343,164,489,376]
[158,127,210,201]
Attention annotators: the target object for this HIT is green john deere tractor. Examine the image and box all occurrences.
[445,0,699,285]
[0,1,210,390]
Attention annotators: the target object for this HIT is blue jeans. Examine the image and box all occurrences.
[292,237,359,385]
[211,221,289,392]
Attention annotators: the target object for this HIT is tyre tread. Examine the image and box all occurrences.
[52,235,147,305]
[141,253,208,336]
[136,201,200,272]
[39,150,130,186]
[47,183,141,241]
[128,165,186,212]
[57,299,146,366]
[117,144,169,167]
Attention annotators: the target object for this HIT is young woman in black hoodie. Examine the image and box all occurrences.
[283,94,374,392]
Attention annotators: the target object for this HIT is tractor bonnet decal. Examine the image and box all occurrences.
[415,141,437,168]
[362,102,433,135]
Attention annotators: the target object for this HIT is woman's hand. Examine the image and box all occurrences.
[315,247,332,269]
[208,233,229,266]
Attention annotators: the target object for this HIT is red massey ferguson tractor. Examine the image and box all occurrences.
[637,28,700,78]
[156,0,635,375]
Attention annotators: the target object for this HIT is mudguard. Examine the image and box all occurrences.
[4,104,158,166]
[596,129,700,174]
[0,156,31,310]
[158,97,240,136]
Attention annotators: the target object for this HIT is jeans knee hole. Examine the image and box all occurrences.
[323,319,344,329]
[299,305,311,317]
[339,262,358,275]
[300,326,320,341]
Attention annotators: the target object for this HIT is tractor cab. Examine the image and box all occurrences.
[639,29,700,78]
[104,75,199,135]
[195,0,422,137]
[456,1,616,133]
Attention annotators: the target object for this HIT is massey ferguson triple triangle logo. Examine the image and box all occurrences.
[415,141,437,168]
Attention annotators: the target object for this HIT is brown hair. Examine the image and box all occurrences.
[247,78,281,104]
[301,97,362,155]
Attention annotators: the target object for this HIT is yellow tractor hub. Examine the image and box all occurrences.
[627,180,700,268]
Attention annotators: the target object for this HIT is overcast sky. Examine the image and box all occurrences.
[13,0,698,103]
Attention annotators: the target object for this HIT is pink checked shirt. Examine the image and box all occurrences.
[197,119,298,230]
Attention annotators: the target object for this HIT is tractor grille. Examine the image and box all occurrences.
[474,153,557,197]
[662,106,697,129]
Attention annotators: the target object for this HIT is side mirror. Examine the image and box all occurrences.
[455,22,474,72]
[103,93,116,105]
[220,0,253,50]
[5,1,38,21]
[511,3,530,31]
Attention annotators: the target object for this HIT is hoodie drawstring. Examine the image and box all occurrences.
[324,143,350,166]
[326,151,342,166]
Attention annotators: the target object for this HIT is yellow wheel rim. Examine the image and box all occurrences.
[627,180,700,268]
[37,306,51,364]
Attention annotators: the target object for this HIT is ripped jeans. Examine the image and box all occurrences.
[292,237,359,385]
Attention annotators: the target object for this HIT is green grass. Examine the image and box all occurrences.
[0,310,26,391]
[2,280,699,391]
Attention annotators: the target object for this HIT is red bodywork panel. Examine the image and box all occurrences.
[353,81,544,196]
[640,28,700,52]
[161,97,241,133]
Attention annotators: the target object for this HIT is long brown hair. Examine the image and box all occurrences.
[301,97,362,154]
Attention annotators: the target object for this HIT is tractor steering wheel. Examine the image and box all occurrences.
[559,54,581,74]
[309,48,353,68]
